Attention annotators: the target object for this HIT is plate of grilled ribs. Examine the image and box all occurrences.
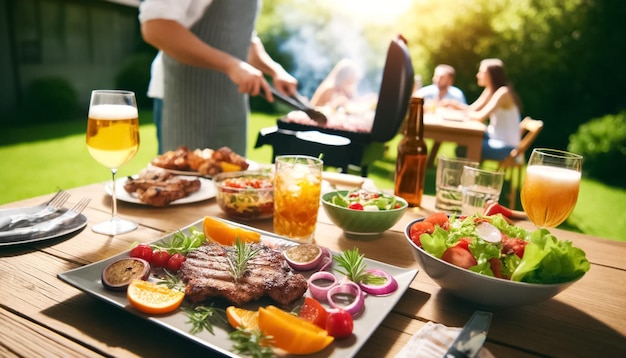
[58,218,419,357]
[105,167,215,207]
[150,145,260,178]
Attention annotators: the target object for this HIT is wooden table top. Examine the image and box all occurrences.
[1,181,625,357]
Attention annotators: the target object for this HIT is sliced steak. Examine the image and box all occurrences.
[179,243,308,307]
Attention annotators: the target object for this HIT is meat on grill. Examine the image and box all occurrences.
[179,243,308,307]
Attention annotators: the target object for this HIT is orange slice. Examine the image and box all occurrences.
[127,280,185,315]
[226,306,259,330]
[258,305,334,355]
[220,162,242,172]
[202,216,261,246]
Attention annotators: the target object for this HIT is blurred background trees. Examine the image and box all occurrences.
[254,0,626,185]
[257,0,625,149]
[4,0,623,185]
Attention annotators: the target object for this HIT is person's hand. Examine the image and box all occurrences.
[227,61,273,101]
[272,70,298,97]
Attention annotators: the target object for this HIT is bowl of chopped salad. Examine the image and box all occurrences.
[404,212,590,307]
[321,189,408,238]
[213,170,274,220]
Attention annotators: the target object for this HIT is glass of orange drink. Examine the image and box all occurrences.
[273,155,323,243]
[520,148,582,228]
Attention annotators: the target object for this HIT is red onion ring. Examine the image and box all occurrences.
[327,281,365,318]
[307,271,338,302]
[318,247,334,271]
[358,268,398,296]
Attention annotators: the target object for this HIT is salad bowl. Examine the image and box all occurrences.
[213,170,274,220]
[322,190,408,238]
[403,215,588,308]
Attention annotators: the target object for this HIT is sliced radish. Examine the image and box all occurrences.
[476,221,502,243]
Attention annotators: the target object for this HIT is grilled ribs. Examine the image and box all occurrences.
[123,167,201,207]
[179,243,308,307]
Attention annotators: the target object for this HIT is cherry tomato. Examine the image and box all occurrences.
[502,237,528,258]
[424,212,450,231]
[441,246,477,269]
[151,250,171,268]
[348,203,364,210]
[298,297,329,329]
[484,202,513,218]
[166,253,186,271]
[489,258,503,278]
[455,237,472,251]
[409,221,435,247]
[325,309,353,339]
[129,243,153,262]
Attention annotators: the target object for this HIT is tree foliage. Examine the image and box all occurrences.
[400,0,626,149]
[256,0,626,150]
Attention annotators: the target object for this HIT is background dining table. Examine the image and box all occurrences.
[0,179,625,357]
[424,111,487,167]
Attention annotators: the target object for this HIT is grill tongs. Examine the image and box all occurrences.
[267,85,328,126]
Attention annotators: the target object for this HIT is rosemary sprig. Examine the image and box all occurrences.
[228,237,261,280]
[156,268,186,291]
[182,304,227,335]
[229,328,275,357]
[334,248,386,285]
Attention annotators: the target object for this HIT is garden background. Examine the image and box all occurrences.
[1,0,625,241]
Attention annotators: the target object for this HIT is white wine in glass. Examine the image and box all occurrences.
[86,90,140,235]
[520,148,582,228]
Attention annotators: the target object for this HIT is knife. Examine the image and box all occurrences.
[444,311,492,358]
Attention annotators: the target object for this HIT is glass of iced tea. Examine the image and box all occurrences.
[520,148,582,228]
[86,90,140,235]
[273,155,323,243]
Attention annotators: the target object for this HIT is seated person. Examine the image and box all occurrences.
[287,58,374,132]
[310,59,363,110]
[415,64,467,111]
[454,58,522,160]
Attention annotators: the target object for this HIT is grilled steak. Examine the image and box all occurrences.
[179,243,308,307]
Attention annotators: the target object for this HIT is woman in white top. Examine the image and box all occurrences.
[453,58,522,160]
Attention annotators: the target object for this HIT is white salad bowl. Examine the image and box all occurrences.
[403,217,585,308]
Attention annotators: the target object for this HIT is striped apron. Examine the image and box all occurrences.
[161,0,260,156]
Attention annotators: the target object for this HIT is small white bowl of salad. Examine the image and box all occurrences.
[213,170,274,220]
[321,189,408,238]
[404,212,590,307]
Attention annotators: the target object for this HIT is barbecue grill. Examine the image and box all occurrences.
[255,34,414,176]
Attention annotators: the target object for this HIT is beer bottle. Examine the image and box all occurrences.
[394,97,428,206]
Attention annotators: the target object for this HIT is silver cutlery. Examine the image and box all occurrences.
[0,198,90,239]
[444,311,492,358]
[0,190,71,230]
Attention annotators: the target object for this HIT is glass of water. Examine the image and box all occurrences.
[460,166,504,216]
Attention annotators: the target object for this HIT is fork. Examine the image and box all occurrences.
[0,198,90,239]
[0,190,71,230]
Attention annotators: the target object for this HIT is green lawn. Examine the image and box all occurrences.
[1,111,624,242]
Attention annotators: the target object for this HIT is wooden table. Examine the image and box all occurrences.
[1,183,625,357]
[424,113,486,167]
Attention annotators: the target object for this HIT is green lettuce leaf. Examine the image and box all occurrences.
[510,228,590,283]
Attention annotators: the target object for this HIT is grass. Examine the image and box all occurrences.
[1,111,624,242]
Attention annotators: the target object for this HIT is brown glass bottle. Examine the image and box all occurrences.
[394,97,428,207]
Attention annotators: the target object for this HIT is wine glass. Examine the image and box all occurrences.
[520,148,582,228]
[86,90,140,235]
